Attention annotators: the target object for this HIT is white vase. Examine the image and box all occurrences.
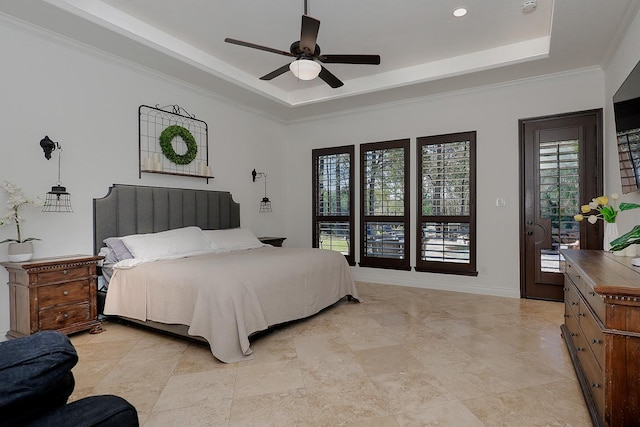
[604,222,619,252]
[7,241,33,262]
[605,222,637,257]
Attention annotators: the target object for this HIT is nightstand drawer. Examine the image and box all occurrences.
[38,280,90,308]
[36,265,90,284]
[39,302,91,331]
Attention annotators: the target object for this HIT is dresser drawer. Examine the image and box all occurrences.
[39,302,91,331]
[578,304,605,371]
[576,342,605,421]
[564,306,582,348]
[35,265,90,285]
[564,261,582,290]
[582,283,605,322]
[565,284,581,317]
[38,280,90,308]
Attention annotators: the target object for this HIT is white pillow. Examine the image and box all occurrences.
[120,226,212,259]
[202,228,265,251]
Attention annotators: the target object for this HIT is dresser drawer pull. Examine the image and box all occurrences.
[578,312,585,317]
[63,290,69,296]
[576,346,584,351]
[63,269,68,275]
[571,301,578,306]
[570,332,578,337]
[588,291,596,296]
[63,313,69,319]
[591,383,601,388]
[592,339,602,344]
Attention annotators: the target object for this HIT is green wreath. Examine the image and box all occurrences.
[158,125,198,165]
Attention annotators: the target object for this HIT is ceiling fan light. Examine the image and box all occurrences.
[453,7,467,17]
[289,59,321,80]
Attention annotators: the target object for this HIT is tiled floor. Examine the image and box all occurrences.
[69,282,592,426]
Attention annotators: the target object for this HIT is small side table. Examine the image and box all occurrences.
[1,254,104,339]
[258,237,287,247]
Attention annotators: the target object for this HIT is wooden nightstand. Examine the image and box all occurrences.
[258,237,286,247]
[1,254,104,339]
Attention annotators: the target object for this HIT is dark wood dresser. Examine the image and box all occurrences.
[1,254,103,338]
[560,249,640,427]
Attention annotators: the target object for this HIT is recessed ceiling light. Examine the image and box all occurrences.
[453,7,467,18]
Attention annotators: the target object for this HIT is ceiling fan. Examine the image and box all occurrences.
[224,1,380,88]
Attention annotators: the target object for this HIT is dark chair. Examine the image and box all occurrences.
[0,331,137,427]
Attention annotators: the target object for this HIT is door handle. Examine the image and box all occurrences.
[527,231,533,235]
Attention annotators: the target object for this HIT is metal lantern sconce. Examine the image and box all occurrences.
[40,136,73,213]
[251,169,272,213]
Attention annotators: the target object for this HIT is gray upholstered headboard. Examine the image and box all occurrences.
[93,184,240,255]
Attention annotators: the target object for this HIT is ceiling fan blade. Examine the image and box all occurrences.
[300,15,320,55]
[319,54,381,65]
[260,64,291,81]
[318,66,343,88]
[224,38,293,57]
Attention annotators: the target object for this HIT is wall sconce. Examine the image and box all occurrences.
[251,169,272,213]
[40,136,73,213]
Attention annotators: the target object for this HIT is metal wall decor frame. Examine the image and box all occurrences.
[138,104,212,182]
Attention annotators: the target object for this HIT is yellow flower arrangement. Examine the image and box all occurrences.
[574,193,640,224]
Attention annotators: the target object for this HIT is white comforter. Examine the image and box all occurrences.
[104,247,358,362]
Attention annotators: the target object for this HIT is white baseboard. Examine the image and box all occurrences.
[352,268,521,299]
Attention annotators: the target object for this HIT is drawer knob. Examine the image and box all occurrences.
[571,301,578,306]
[592,339,601,344]
[578,313,585,317]
[576,347,584,351]
[588,291,596,296]
[63,313,69,319]
[63,290,69,296]
[591,383,600,388]
[570,332,578,337]
[62,269,68,275]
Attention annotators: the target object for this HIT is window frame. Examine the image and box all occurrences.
[415,131,477,276]
[360,138,411,271]
[312,145,355,266]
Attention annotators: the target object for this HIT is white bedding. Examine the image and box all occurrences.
[104,246,358,363]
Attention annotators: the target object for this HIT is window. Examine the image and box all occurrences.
[617,128,640,194]
[416,131,476,275]
[312,146,355,265]
[360,139,410,270]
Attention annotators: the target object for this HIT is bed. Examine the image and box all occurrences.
[93,184,359,363]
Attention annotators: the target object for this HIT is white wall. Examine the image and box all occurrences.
[284,68,605,298]
[603,6,640,235]
[0,18,287,335]
[3,6,639,336]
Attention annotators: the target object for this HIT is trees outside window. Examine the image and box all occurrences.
[360,139,410,270]
[416,131,477,276]
[312,146,354,265]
